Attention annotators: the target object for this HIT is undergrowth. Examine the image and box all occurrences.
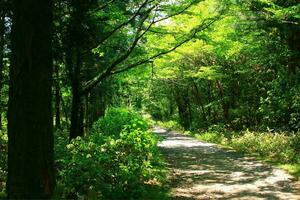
[195,124,300,179]
[54,108,168,199]
[158,120,300,179]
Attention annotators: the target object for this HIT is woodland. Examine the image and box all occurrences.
[0,0,299,199]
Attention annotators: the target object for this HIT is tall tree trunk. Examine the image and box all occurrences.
[66,0,86,140]
[54,65,61,130]
[192,81,207,123]
[69,46,84,140]
[175,87,191,129]
[216,80,229,122]
[7,0,54,198]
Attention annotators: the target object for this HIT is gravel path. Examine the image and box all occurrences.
[154,127,300,200]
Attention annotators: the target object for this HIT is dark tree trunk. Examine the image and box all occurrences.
[216,80,229,122]
[69,83,83,140]
[192,81,207,123]
[54,65,61,130]
[175,88,191,129]
[7,0,54,198]
[69,46,84,140]
[66,0,86,140]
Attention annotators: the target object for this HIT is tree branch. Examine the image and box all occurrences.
[111,17,221,75]
[83,0,151,54]
[80,2,223,96]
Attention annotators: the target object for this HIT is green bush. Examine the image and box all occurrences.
[230,131,298,163]
[195,124,232,144]
[91,107,148,137]
[158,120,184,132]
[194,126,300,164]
[55,108,166,199]
[196,131,226,144]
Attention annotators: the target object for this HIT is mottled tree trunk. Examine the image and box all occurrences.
[7,0,54,198]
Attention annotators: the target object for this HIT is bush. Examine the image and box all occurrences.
[91,107,148,137]
[196,125,300,164]
[195,126,300,164]
[158,120,184,132]
[195,124,232,144]
[55,108,166,199]
[230,131,298,163]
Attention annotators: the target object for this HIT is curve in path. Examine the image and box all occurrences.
[154,127,300,200]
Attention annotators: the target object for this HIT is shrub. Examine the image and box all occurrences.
[229,131,299,163]
[195,124,231,144]
[56,129,164,199]
[194,126,300,164]
[158,120,184,132]
[55,108,166,199]
[91,107,148,137]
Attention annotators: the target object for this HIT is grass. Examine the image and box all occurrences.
[280,164,300,179]
[192,127,300,180]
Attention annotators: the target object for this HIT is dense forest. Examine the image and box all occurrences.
[0,0,299,199]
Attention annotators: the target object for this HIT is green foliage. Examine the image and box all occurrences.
[196,127,300,164]
[259,77,300,131]
[55,108,166,199]
[0,132,7,198]
[158,120,185,132]
[91,107,148,137]
[195,124,233,144]
[230,131,299,163]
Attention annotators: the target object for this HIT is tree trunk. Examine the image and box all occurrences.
[192,81,207,123]
[66,0,86,140]
[7,0,54,198]
[54,65,61,130]
[216,80,229,122]
[175,88,191,129]
[69,45,84,140]
[69,82,83,140]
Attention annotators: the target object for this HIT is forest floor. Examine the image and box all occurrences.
[154,127,300,200]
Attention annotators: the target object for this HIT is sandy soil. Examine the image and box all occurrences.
[154,127,300,200]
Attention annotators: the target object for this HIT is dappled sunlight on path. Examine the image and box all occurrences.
[154,127,300,200]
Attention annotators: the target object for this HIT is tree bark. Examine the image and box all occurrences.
[192,81,207,123]
[69,46,84,140]
[175,87,191,129]
[7,0,54,198]
[216,80,229,122]
[54,65,61,130]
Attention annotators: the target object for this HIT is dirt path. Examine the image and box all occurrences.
[154,127,300,200]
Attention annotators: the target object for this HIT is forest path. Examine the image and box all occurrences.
[154,127,300,200]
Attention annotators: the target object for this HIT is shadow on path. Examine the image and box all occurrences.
[154,127,300,200]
